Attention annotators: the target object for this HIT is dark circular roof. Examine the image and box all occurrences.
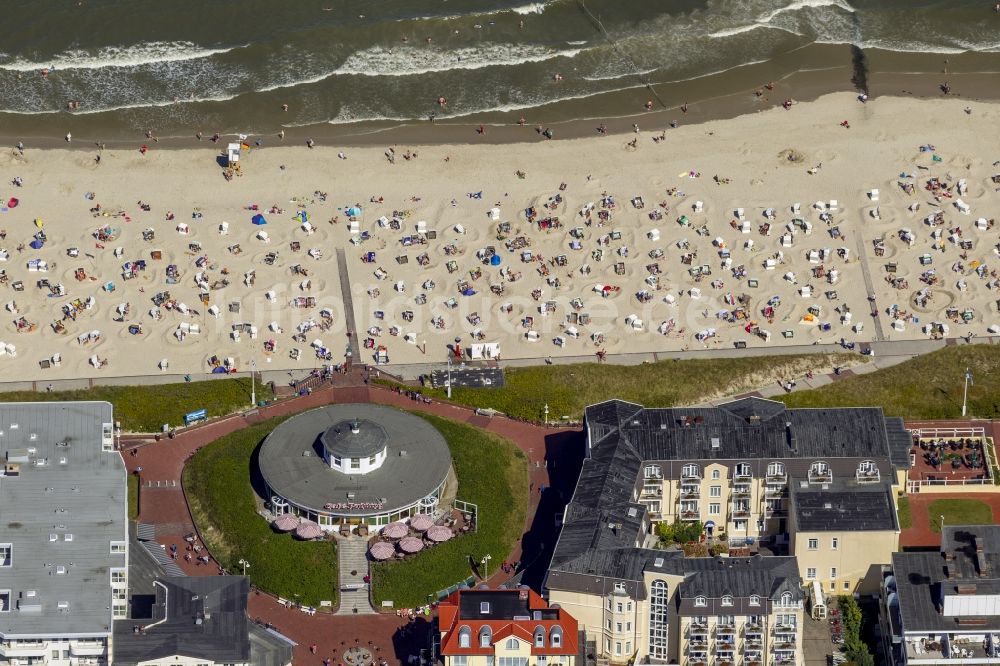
[258,404,452,515]
[322,419,388,458]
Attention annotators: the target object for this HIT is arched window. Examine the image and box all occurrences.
[479,626,492,648]
[694,595,707,607]
[644,465,662,479]
[767,462,785,478]
[682,463,701,479]
[734,463,751,479]
[809,461,831,483]
[721,595,733,607]
[550,626,563,648]
[534,626,546,648]
[749,595,761,606]
[505,638,519,650]
[458,626,472,648]
[780,592,793,606]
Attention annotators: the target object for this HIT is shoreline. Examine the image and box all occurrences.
[2,45,999,150]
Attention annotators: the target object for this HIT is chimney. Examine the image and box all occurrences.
[351,421,360,434]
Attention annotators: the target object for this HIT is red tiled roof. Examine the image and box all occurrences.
[438,589,578,657]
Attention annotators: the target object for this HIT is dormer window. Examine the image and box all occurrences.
[779,592,793,607]
[857,460,879,483]
[808,461,831,483]
[734,463,751,479]
[721,595,733,607]
[749,595,761,606]
[534,626,546,648]
[458,626,472,648]
[767,462,785,479]
[479,626,492,648]
[644,465,662,479]
[682,464,701,480]
[694,596,706,607]
[550,626,563,648]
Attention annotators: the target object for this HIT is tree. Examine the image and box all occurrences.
[657,520,703,545]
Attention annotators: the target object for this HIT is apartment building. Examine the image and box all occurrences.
[788,480,900,595]
[438,588,579,666]
[0,402,125,666]
[881,525,1000,666]
[544,397,911,666]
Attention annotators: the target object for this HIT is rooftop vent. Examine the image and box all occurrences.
[711,437,721,449]
[351,421,361,434]
[346,492,355,499]
[399,450,407,457]
[59,457,67,465]
[301,450,312,457]
[823,503,833,509]
[660,424,667,430]
[57,601,69,609]
[55,566,66,575]
[748,415,761,425]
[627,508,638,517]
[654,557,664,567]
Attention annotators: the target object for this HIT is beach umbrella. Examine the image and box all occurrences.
[490,255,501,266]
[398,536,424,553]
[29,239,43,250]
[427,525,453,543]
[251,213,267,226]
[410,514,433,532]
[382,522,408,539]
[273,514,299,532]
[369,541,395,561]
[7,198,18,208]
[294,521,323,540]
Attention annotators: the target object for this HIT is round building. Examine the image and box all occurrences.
[258,404,453,531]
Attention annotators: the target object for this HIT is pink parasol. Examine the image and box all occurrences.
[410,514,433,532]
[398,536,424,553]
[382,522,408,539]
[369,541,395,560]
[273,514,299,532]
[426,525,453,542]
[294,521,323,540]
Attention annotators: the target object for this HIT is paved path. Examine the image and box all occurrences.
[336,248,361,362]
[126,378,574,665]
[337,537,375,615]
[855,233,886,341]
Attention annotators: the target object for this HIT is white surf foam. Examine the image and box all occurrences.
[335,43,584,77]
[510,2,549,15]
[0,41,243,72]
[758,0,855,25]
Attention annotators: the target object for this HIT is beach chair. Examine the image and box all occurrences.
[791,202,801,214]
[693,201,704,213]
[735,207,745,220]
[828,200,838,211]
[955,199,971,215]
[159,359,169,371]
[868,189,879,201]
[218,222,229,235]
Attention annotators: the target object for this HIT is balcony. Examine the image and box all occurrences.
[730,506,751,519]
[687,641,709,652]
[641,488,663,498]
[808,471,832,484]
[682,469,702,481]
[681,510,701,521]
[681,486,701,499]
[732,484,752,497]
[856,470,880,484]
[764,485,786,498]
[689,624,709,637]
[71,641,107,657]
[0,642,47,658]
[715,642,736,654]
[765,471,787,483]
[686,658,708,666]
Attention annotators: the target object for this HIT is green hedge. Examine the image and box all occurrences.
[183,417,338,607]
[370,413,528,607]
[0,377,271,432]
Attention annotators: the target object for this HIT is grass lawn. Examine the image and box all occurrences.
[379,353,855,423]
[0,377,271,432]
[928,498,993,533]
[780,345,1000,419]
[183,417,338,607]
[128,472,140,521]
[896,495,912,530]
[370,413,528,608]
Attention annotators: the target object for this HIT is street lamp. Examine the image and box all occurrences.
[962,367,973,417]
[480,554,492,581]
[543,404,549,426]
[250,358,257,409]
[238,558,250,576]
[446,356,452,399]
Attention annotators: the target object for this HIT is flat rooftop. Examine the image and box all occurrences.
[258,404,452,515]
[0,401,125,639]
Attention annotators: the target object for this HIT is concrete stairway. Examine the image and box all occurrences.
[337,537,375,615]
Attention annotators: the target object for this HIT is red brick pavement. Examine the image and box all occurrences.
[126,382,575,665]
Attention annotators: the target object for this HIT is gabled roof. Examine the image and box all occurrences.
[438,589,578,656]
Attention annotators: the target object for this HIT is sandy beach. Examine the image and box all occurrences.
[0,91,997,381]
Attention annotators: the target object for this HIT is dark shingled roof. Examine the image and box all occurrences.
[791,479,898,532]
[893,526,1000,633]
[113,577,254,665]
[547,397,908,598]
[321,419,388,458]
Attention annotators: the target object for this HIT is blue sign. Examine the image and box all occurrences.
[184,409,207,425]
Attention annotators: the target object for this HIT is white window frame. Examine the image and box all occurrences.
[0,543,10,567]
[682,464,701,479]
[711,469,721,480]
[613,581,626,593]
[110,541,126,554]
[0,589,9,612]
[806,568,817,580]
[506,638,518,650]
[767,461,785,477]
[480,627,492,648]
[749,595,760,606]
[694,596,707,607]
[807,538,818,550]
[735,463,751,477]
[458,627,471,649]
[721,595,733,607]
[709,503,721,516]
[831,537,839,550]
[644,465,662,479]
[709,485,722,497]
[830,567,838,580]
